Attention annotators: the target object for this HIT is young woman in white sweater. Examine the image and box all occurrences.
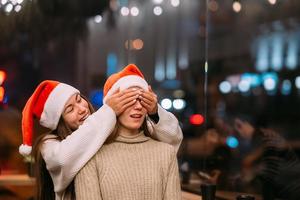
[75,64,182,200]
[19,69,183,199]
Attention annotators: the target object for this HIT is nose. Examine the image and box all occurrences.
[134,99,143,110]
[76,103,86,114]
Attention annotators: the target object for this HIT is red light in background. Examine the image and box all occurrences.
[0,87,4,102]
[0,70,6,85]
[189,114,204,125]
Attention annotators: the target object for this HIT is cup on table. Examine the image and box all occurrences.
[200,183,216,200]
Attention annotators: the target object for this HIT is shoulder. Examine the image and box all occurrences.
[39,133,59,153]
[42,133,58,140]
[148,138,177,156]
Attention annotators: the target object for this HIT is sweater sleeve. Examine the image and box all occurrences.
[75,156,102,200]
[163,149,182,200]
[41,104,116,193]
[147,104,183,153]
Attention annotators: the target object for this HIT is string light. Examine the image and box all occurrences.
[268,0,276,5]
[232,0,242,13]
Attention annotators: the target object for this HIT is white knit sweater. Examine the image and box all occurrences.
[40,104,183,200]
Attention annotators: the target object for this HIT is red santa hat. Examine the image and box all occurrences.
[19,80,79,156]
[103,64,149,103]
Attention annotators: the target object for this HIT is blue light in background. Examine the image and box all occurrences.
[286,33,298,70]
[262,72,278,85]
[160,79,181,89]
[226,136,239,148]
[241,73,261,88]
[155,61,165,81]
[219,81,232,94]
[3,96,8,104]
[256,37,269,72]
[119,0,128,6]
[295,76,300,89]
[271,33,283,71]
[281,80,292,95]
[166,58,176,80]
[250,74,261,87]
[106,53,118,77]
[262,72,278,95]
[89,90,103,109]
[238,80,251,93]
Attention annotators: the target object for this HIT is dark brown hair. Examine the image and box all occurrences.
[32,95,94,200]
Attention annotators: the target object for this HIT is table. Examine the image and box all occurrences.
[182,183,262,200]
[0,174,35,200]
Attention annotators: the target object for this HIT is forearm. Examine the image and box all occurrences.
[41,104,116,191]
[148,105,183,152]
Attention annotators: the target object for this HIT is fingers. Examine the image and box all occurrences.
[140,100,150,110]
[148,85,153,93]
[107,87,159,115]
[120,93,139,105]
[141,91,157,102]
[120,98,137,111]
[140,95,152,105]
[119,88,141,101]
[140,96,158,114]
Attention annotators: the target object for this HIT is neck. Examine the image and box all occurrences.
[118,126,139,137]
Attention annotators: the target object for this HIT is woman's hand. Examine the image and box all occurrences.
[140,86,158,115]
[106,88,140,116]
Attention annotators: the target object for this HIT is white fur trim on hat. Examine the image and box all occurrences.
[40,83,79,130]
[19,144,32,156]
[103,75,148,103]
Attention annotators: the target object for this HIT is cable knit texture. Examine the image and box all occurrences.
[75,132,182,200]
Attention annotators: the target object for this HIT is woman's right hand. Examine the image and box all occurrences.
[105,88,141,116]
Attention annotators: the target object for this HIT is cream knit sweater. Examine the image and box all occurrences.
[75,132,182,200]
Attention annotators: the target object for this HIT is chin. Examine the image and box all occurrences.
[127,123,143,131]
[130,125,142,130]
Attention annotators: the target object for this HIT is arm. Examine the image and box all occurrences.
[75,156,102,200]
[148,105,183,152]
[41,104,116,192]
[140,86,183,152]
[163,149,182,200]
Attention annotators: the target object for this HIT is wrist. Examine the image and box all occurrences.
[148,112,159,124]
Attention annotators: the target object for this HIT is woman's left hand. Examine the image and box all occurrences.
[140,86,158,115]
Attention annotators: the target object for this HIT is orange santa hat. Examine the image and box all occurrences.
[19,80,79,156]
[103,64,149,103]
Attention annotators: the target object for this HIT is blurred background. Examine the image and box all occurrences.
[1,0,300,199]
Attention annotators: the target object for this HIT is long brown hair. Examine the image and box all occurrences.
[32,95,94,200]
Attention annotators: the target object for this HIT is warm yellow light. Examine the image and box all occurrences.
[0,87,4,102]
[125,40,130,49]
[268,0,276,5]
[0,70,6,85]
[232,1,241,13]
[208,0,219,12]
[133,39,144,50]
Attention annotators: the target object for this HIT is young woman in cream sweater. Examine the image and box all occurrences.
[75,64,182,200]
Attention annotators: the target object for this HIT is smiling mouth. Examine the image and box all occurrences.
[80,113,89,122]
[130,114,143,119]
